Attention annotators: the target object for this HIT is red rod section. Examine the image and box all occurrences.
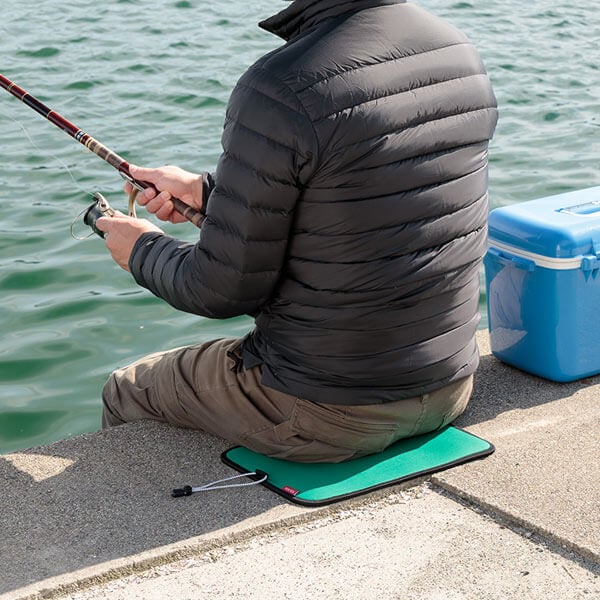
[0,73,203,227]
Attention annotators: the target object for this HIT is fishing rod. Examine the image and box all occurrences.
[0,73,204,228]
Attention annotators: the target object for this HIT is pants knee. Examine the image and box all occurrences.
[101,372,124,428]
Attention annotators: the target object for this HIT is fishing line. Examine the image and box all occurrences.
[0,100,94,199]
[0,99,123,241]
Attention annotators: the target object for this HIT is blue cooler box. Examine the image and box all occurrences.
[484,186,600,381]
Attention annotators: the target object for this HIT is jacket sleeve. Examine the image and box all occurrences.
[128,65,318,319]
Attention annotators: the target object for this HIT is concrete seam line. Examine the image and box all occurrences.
[430,479,600,573]
[5,482,430,600]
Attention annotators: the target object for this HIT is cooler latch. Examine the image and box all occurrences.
[581,241,600,271]
[487,247,535,272]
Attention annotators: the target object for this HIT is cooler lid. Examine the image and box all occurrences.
[488,186,600,259]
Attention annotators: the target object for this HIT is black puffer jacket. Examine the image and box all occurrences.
[130,0,498,405]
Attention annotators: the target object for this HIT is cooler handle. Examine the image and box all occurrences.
[487,247,535,272]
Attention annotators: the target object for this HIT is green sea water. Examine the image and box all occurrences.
[0,0,598,454]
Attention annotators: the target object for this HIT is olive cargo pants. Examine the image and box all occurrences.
[102,338,473,463]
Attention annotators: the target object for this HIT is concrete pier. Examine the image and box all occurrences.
[1,331,598,599]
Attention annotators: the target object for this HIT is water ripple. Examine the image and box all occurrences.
[17,47,61,58]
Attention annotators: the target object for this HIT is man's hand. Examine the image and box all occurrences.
[125,164,204,224]
[96,212,163,272]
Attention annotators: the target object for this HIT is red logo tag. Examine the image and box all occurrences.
[282,485,299,496]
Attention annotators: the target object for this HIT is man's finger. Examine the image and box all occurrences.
[156,200,175,222]
[129,164,157,183]
[135,187,158,206]
[96,211,126,232]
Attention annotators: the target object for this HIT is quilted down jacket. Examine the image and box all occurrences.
[130,0,498,405]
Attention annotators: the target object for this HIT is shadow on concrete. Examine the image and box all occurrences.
[456,337,600,428]
[436,337,600,567]
[0,421,290,596]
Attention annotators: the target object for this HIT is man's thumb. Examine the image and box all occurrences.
[96,210,126,232]
[129,164,154,182]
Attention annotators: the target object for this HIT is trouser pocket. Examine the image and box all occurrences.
[225,338,244,373]
[290,399,398,454]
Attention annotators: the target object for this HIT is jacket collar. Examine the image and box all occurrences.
[259,0,406,41]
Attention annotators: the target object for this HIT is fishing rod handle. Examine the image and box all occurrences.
[171,198,205,227]
[120,171,205,227]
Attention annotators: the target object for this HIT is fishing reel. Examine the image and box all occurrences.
[84,192,115,238]
[71,192,115,239]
